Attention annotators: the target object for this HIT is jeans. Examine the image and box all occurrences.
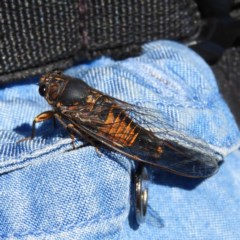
[0,41,239,239]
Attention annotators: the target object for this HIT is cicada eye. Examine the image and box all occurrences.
[39,84,47,97]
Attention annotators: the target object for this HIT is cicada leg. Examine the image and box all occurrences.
[18,111,55,143]
[54,113,100,154]
[52,114,78,149]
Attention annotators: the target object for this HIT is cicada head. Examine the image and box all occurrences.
[39,70,67,106]
[39,70,92,107]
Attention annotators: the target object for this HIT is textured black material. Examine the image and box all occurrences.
[82,0,201,59]
[0,1,82,84]
[189,17,240,64]
[0,0,201,84]
[189,1,240,64]
[190,0,240,125]
[212,47,240,126]
[195,0,234,17]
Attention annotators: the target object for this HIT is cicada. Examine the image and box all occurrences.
[22,71,222,178]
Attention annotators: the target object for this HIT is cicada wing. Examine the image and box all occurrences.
[156,140,221,177]
[59,94,222,178]
[110,98,222,177]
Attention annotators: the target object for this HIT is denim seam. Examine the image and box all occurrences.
[0,138,132,175]
[0,139,71,167]
[0,207,128,239]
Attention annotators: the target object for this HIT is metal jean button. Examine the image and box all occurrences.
[134,166,149,224]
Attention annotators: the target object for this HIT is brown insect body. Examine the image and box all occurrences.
[28,71,222,178]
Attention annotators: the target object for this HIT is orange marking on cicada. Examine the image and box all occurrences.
[56,102,62,108]
[17,111,55,143]
[35,112,54,122]
[124,122,139,146]
[156,146,163,154]
[67,105,79,111]
[113,111,140,147]
[99,107,140,147]
[86,93,103,112]
[54,77,65,81]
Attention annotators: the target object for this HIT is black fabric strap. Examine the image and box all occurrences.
[0,1,82,82]
[82,0,201,59]
[0,0,201,84]
[191,0,240,125]
[212,47,240,126]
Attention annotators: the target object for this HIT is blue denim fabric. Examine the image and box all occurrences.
[0,40,239,239]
